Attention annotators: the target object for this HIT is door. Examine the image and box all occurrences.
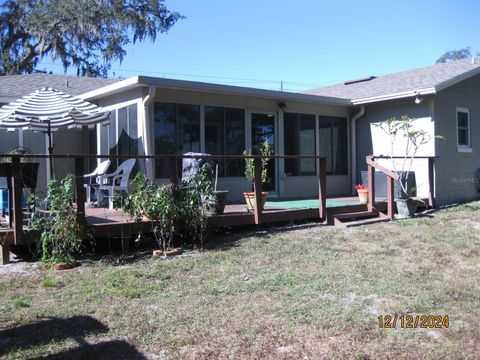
[250,112,277,193]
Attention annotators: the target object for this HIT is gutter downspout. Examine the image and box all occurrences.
[142,85,156,181]
[351,105,365,194]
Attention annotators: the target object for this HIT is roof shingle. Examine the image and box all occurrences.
[305,58,480,103]
[0,73,119,103]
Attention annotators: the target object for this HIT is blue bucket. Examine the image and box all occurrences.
[0,188,27,211]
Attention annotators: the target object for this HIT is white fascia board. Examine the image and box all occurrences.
[435,66,480,92]
[136,76,352,106]
[78,74,351,106]
[352,87,436,105]
[79,76,141,100]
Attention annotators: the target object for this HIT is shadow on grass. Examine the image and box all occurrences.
[208,219,324,252]
[0,315,146,359]
[36,339,147,359]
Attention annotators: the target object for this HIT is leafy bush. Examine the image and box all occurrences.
[122,163,215,251]
[30,174,85,265]
[243,139,273,185]
[182,162,214,248]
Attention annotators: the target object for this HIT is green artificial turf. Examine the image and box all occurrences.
[265,198,360,209]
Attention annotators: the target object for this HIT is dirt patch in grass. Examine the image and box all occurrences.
[1,204,480,358]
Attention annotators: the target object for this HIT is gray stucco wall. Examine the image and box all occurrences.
[434,74,480,206]
[355,97,433,183]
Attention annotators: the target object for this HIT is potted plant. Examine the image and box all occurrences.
[354,184,368,204]
[243,140,273,212]
[374,115,443,218]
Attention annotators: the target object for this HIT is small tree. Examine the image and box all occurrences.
[122,164,215,252]
[29,174,85,265]
[182,162,214,249]
[123,172,179,252]
[243,139,273,187]
[374,115,442,198]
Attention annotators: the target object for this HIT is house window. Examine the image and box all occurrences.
[283,112,316,176]
[100,103,138,171]
[154,102,200,178]
[205,106,245,177]
[457,108,470,150]
[318,116,348,175]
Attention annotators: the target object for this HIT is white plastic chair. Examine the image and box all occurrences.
[83,160,111,204]
[97,159,136,210]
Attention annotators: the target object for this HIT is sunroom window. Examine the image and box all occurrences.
[318,116,348,175]
[154,102,200,178]
[284,112,316,176]
[205,106,245,177]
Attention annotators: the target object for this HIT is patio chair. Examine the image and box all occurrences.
[83,160,111,204]
[97,159,136,210]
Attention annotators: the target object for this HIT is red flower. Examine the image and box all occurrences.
[354,184,366,190]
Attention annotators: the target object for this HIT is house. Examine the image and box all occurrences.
[307,58,480,206]
[1,59,480,206]
[0,73,119,192]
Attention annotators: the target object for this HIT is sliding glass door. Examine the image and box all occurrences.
[251,112,276,193]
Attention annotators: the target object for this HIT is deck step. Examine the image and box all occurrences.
[333,210,391,228]
[334,210,379,221]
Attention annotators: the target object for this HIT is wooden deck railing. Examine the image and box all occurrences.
[0,153,328,246]
[366,155,437,220]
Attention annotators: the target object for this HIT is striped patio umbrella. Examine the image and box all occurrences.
[0,87,110,178]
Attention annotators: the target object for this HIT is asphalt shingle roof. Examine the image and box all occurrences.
[305,58,480,102]
[0,73,119,103]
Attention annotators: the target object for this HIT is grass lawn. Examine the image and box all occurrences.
[1,203,480,359]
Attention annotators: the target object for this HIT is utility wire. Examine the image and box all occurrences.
[37,61,324,91]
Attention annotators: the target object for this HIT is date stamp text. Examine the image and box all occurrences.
[378,315,449,329]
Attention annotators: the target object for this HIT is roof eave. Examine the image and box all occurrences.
[351,88,436,105]
[435,66,480,92]
[79,76,141,100]
[80,75,351,106]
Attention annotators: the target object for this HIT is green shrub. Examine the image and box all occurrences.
[30,174,85,265]
[122,163,215,251]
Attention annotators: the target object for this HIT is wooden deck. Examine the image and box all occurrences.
[0,196,389,242]
[0,153,437,264]
[82,196,386,231]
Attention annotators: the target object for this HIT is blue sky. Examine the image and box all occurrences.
[42,0,480,92]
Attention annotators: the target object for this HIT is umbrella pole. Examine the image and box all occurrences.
[47,121,54,179]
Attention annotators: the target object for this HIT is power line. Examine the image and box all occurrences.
[37,61,324,90]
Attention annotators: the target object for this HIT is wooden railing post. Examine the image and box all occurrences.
[318,157,327,219]
[170,156,179,186]
[367,156,375,212]
[11,156,23,245]
[253,157,263,225]
[387,176,394,220]
[75,157,86,228]
[428,157,435,208]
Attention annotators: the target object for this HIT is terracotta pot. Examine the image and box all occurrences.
[53,262,78,270]
[153,247,182,257]
[356,189,369,204]
[243,192,268,212]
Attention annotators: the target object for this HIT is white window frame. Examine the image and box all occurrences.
[456,107,471,152]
